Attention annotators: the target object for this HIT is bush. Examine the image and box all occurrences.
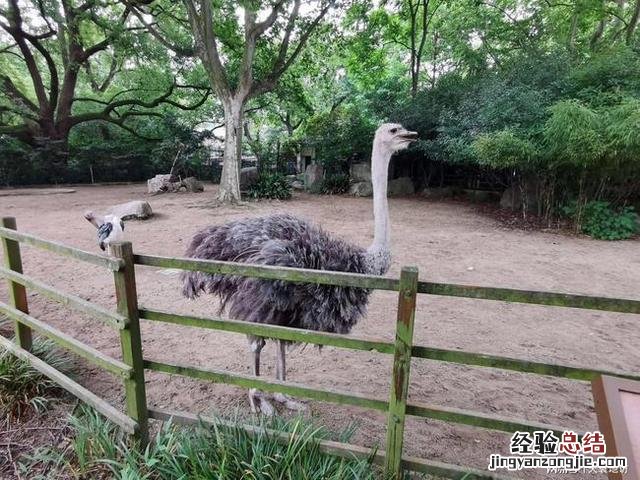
[0,338,72,418]
[315,173,351,194]
[245,172,292,200]
[23,407,379,479]
[562,201,639,240]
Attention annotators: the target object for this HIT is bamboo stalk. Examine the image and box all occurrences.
[0,266,126,329]
[0,226,123,271]
[0,334,137,434]
[111,242,149,446]
[1,218,32,350]
[385,267,419,479]
[0,302,131,379]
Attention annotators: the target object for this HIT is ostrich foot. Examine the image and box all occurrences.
[249,388,275,416]
[273,393,307,411]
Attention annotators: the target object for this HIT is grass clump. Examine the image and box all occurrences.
[23,406,380,479]
[245,172,293,200]
[0,338,72,418]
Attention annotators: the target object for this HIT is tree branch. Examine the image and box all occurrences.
[249,1,333,99]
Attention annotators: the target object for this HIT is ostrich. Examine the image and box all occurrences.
[181,123,417,414]
[84,211,125,254]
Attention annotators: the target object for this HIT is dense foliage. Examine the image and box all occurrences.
[2,0,640,233]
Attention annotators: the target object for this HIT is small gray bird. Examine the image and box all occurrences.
[85,212,125,254]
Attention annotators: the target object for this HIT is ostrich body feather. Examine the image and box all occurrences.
[181,214,385,335]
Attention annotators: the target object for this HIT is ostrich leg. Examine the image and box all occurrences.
[273,339,307,411]
[248,337,274,415]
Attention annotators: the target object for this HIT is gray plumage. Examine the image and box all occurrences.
[181,213,387,335]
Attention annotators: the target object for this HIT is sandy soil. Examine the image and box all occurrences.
[1,184,639,479]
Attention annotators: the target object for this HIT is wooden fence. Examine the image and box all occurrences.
[1,215,639,480]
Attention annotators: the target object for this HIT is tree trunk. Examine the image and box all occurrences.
[217,97,244,203]
[627,0,640,44]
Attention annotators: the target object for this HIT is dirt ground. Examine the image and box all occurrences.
[1,184,639,479]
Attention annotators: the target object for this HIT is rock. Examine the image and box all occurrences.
[291,180,305,190]
[107,200,153,220]
[304,164,324,191]
[420,186,453,199]
[147,174,174,194]
[181,177,204,192]
[240,167,259,189]
[349,181,373,197]
[350,163,371,182]
[387,177,415,196]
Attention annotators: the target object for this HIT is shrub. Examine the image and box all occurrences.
[315,173,351,194]
[562,201,639,240]
[23,407,379,480]
[0,338,72,418]
[245,172,292,200]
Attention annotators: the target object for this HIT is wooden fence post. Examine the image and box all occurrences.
[111,241,149,446]
[1,217,32,351]
[385,266,419,479]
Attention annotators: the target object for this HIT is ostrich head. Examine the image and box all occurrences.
[366,123,418,274]
[84,211,125,252]
[373,123,418,157]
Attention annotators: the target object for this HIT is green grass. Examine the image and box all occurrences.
[0,337,73,418]
[23,406,382,479]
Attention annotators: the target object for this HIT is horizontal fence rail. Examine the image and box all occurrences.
[418,281,640,314]
[133,254,401,291]
[411,345,640,382]
[148,407,515,480]
[140,307,640,383]
[134,253,640,314]
[0,335,137,434]
[0,266,127,329]
[0,302,132,379]
[144,357,574,437]
[0,226,123,271]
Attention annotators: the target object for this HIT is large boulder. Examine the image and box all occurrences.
[388,177,415,196]
[240,167,259,189]
[108,200,153,220]
[181,177,204,192]
[349,181,373,197]
[147,174,174,194]
[350,163,371,182]
[304,164,324,191]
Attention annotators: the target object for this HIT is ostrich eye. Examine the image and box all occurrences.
[390,128,398,134]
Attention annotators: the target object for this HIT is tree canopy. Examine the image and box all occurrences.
[1,0,640,212]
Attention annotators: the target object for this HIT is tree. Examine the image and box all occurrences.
[133,0,335,203]
[0,0,209,164]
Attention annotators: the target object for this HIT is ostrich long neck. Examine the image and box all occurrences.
[366,141,392,274]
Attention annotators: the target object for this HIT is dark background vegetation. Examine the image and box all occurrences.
[2,0,640,237]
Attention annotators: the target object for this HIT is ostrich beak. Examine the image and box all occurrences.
[400,131,418,141]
